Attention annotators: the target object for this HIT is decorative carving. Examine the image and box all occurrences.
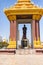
[8,15,16,21]
[33,15,41,20]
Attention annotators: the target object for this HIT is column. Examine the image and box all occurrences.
[13,20,17,41]
[9,20,17,49]
[35,20,40,40]
[31,20,36,48]
[32,20,36,41]
[10,20,17,41]
[10,21,14,41]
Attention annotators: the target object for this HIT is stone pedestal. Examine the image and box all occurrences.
[21,39,28,48]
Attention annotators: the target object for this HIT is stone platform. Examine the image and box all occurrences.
[0,49,43,65]
[0,49,43,54]
[0,54,43,65]
[16,49,43,55]
[0,49,16,54]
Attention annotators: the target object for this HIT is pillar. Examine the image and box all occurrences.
[31,20,36,48]
[10,20,17,41]
[10,21,14,41]
[32,15,41,48]
[35,20,40,40]
[7,20,17,49]
[13,20,17,41]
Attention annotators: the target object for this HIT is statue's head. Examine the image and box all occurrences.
[24,24,25,27]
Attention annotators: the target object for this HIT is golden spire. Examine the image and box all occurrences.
[18,0,31,2]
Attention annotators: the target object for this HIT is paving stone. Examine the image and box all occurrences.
[0,54,43,65]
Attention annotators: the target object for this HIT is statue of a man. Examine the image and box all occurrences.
[22,25,27,39]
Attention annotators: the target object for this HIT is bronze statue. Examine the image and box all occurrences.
[22,24,27,39]
[21,24,28,48]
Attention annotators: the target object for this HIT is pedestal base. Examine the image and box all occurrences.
[7,41,16,49]
[21,39,28,48]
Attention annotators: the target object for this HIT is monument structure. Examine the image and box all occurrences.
[4,0,43,49]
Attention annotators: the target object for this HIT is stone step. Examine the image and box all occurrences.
[16,49,36,55]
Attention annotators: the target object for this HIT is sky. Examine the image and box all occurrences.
[0,0,43,43]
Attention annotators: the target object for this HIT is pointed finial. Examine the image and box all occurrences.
[18,0,31,1]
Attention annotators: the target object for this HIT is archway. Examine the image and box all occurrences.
[16,15,32,49]
[17,23,31,49]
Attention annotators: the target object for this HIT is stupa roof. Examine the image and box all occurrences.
[8,0,40,9]
[4,0,43,20]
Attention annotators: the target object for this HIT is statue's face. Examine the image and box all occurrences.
[24,25,25,27]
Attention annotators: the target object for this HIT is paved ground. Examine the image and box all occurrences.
[0,49,43,65]
[0,54,43,65]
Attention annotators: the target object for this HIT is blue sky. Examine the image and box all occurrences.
[0,0,43,43]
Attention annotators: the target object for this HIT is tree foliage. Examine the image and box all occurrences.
[0,42,8,49]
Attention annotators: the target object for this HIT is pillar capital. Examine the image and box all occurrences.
[32,15,41,20]
[8,15,16,21]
